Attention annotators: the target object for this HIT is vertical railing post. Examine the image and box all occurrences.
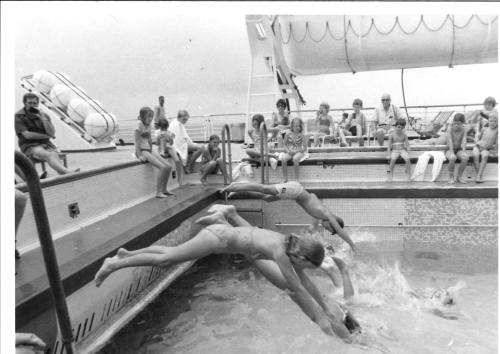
[221,124,233,185]
[15,151,75,354]
[259,122,269,184]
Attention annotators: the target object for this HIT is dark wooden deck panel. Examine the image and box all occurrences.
[15,184,220,328]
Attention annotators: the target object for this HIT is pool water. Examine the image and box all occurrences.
[100,240,497,354]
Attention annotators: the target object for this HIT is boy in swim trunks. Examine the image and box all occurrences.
[472,112,498,183]
[222,181,356,252]
[387,118,411,181]
[446,113,469,184]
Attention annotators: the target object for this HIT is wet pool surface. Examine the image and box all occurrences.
[100,247,497,354]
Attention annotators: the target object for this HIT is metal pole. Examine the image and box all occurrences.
[221,124,233,185]
[259,122,269,184]
[15,151,75,354]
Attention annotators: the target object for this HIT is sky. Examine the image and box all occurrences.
[4,1,500,124]
[1,2,499,351]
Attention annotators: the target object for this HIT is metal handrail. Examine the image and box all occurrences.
[15,151,75,354]
[220,124,233,185]
[259,122,270,184]
[117,103,484,123]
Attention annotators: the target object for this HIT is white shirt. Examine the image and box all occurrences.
[374,104,404,126]
[168,119,193,164]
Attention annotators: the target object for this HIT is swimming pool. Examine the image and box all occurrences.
[100,234,497,354]
[99,195,497,353]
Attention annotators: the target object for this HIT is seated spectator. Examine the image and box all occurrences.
[346,98,367,147]
[15,93,79,175]
[135,107,173,198]
[156,118,183,185]
[313,102,335,147]
[387,119,411,181]
[200,134,229,186]
[336,113,350,147]
[446,113,469,184]
[373,93,405,146]
[472,112,498,183]
[270,98,290,146]
[280,117,308,182]
[466,96,497,141]
[245,114,279,169]
[168,110,204,174]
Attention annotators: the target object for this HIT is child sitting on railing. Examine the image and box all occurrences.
[472,112,498,183]
[281,117,308,182]
[157,118,183,186]
[200,134,229,186]
[135,107,173,198]
[387,118,411,181]
[313,102,335,147]
[245,114,279,170]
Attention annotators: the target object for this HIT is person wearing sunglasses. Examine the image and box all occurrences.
[94,204,358,340]
[372,93,405,146]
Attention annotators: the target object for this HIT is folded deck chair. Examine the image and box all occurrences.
[413,111,454,138]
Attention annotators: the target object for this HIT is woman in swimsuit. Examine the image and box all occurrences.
[94,204,360,340]
[135,107,173,198]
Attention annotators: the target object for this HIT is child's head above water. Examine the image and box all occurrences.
[286,234,325,268]
[138,106,154,124]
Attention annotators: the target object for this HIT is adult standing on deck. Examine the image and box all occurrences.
[153,95,167,129]
[15,93,78,175]
[372,93,405,146]
[168,110,204,174]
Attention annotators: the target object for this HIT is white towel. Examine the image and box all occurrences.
[411,151,446,182]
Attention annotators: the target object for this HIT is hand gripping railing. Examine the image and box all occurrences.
[221,124,233,185]
[15,151,76,354]
[259,122,270,184]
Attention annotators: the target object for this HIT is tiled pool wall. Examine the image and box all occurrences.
[248,163,497,183]
[227,198,498,274]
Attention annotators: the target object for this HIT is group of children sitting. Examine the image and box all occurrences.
[244,96,498,183]
[134,107,230,197]
[135,95,497,194]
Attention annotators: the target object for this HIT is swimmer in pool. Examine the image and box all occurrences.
[408,281,467,320]
[94,204,359,340]
[222,181,356,252]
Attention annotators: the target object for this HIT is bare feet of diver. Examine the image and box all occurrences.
[94,256,118,287]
